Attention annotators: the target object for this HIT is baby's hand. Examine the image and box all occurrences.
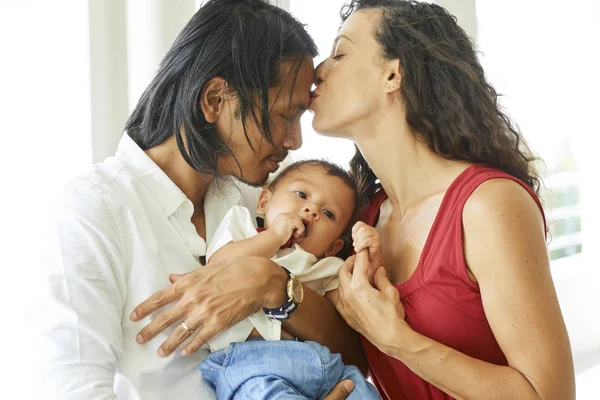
[271,213,306,247]
[352,221,383,284]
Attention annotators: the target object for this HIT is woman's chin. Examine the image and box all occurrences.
[311,118,346,138]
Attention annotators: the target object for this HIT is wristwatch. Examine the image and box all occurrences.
[263,266,304,320]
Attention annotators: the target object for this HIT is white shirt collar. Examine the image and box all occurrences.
[112,133,213,219]
[112,133,246,227]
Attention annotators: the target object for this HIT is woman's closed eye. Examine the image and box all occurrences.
[332,54,344,61]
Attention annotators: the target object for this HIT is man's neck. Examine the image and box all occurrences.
[144,135,214,213]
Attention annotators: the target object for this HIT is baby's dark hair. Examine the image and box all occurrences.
[268,159,363,258]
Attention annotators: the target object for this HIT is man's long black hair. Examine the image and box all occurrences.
[125,0,317,176]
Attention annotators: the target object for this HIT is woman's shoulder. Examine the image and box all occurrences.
[451,164,545,231]
[462,178,547,276]
[463,177,543,226]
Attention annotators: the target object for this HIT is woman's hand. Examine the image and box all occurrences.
[129,256,286,357]
[335,250,408,353]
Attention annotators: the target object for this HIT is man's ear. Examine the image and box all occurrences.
[256,189,272,215]
[323,238,345,258]
[200,76,228,123]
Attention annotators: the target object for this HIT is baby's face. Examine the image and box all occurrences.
[261,164,355,258]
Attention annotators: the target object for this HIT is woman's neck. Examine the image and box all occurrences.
[355,114,469,212]
[145,135,214,212]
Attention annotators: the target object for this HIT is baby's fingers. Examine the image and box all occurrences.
[292,220,306,238]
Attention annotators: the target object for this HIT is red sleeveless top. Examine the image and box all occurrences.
[359,164,545,400]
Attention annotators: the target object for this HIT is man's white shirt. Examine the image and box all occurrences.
[40,133,260,400]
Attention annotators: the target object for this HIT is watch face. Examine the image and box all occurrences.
[291,277,304,303]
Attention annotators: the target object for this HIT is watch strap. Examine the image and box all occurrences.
[262,266,298,321]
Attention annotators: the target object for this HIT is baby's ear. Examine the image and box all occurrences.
[323,238,345,258]
[256,189,271,215]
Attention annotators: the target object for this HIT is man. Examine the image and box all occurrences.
[41,0,363,398]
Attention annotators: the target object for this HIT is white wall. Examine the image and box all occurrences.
[435,0,476,42]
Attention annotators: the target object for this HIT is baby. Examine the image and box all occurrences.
[199,160,381,399]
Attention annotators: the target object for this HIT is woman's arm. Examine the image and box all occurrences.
[336,179,575,400]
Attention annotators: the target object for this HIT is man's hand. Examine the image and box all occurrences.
[270,212,306,247]
[129,257,286,357]
[352,222,382,284]
[323,380,354,399]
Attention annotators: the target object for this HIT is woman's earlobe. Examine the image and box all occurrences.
[386,71,401,91]
[385,60,402,91]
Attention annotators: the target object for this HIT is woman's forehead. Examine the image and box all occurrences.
[339,9,381,46]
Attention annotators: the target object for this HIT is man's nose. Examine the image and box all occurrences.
[282,124,302,151]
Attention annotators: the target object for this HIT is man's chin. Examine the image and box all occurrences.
[234,172,270,188]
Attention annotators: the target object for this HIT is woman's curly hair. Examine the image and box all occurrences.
[344,0,541,201]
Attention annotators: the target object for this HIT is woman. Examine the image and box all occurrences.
[310,0,575,399]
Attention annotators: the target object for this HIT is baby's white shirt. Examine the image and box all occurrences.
[205,205,343,351]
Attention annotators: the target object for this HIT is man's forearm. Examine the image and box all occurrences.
[282,286,368,375]
[210,231,281,262]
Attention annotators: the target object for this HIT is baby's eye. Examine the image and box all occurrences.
[295,191,307,199]
[323,209,335,220]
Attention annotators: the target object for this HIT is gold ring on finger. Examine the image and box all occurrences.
[181,320,195,335]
